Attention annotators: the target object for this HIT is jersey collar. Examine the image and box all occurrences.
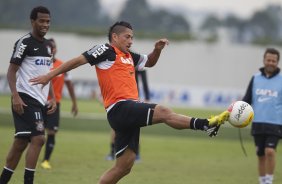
[111,45,130,57]
[260,67,280,78]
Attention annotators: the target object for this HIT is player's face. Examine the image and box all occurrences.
[113,28,133,53]
[263,53,279,75]
[31,12,50,39]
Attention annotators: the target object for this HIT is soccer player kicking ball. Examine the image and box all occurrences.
[30,21,229,184]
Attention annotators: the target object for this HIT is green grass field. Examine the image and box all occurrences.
[0,95,281,184]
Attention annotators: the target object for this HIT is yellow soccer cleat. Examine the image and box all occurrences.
[206,111,230,137]
[208,110,230,126]
[41,160,52,169]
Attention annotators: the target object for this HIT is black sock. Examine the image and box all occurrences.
[0,167,14,184]
[44,135,55,161]
[24,168,35,184]
[190,118,209,130]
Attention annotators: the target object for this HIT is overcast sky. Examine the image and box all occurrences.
[101,0,281,18]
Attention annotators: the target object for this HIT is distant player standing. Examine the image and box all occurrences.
[242,48,282,184]
[136,69,150,102]
[30,21,229,184]
[0,6,56,184]
[41,38,78,169]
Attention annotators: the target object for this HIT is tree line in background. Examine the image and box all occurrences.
[0,0,281,45]
[202,5,282,45]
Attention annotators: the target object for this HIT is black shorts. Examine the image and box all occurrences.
[107,100,156,157]
[45,103,60,131]
[251,122,282,137]
[254,134,280,156]
[12,92,46,138]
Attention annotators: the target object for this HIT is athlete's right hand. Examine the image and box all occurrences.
[71,104,78,117]
[12,94,27,115]
[29,74,51,88]
[154,38,169,51]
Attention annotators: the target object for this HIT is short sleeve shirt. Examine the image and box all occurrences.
[10,33,53,105]
[82,44,148,108]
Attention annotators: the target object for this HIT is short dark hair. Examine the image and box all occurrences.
[30,6,50,20]
[264,48,280,61]
[108,21,133,42]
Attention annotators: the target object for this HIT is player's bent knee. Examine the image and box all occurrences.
[117,165,132,177]
[123,167,132,176]
[115,151,135,175]
[153,105,173,123]
[31,135,45,147]
[114,163,132,174]
[265,148,275,157]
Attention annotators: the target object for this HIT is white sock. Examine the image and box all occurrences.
[259,176,266,184]
[265,174,273,184]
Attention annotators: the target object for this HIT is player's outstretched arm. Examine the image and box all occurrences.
[30,55,88,87]
[145,38,169,67]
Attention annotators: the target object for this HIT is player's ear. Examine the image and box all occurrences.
[112,33,118,42]
[31,19,35,25]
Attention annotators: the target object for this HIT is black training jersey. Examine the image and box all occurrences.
[10,33,53,105]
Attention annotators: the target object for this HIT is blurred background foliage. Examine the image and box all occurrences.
[0,0,281,45]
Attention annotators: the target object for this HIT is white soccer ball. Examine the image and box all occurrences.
[227,101,254,128]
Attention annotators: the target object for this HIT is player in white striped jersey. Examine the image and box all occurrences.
[0,6,56,184]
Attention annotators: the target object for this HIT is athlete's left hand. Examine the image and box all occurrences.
[47,98,57,114]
